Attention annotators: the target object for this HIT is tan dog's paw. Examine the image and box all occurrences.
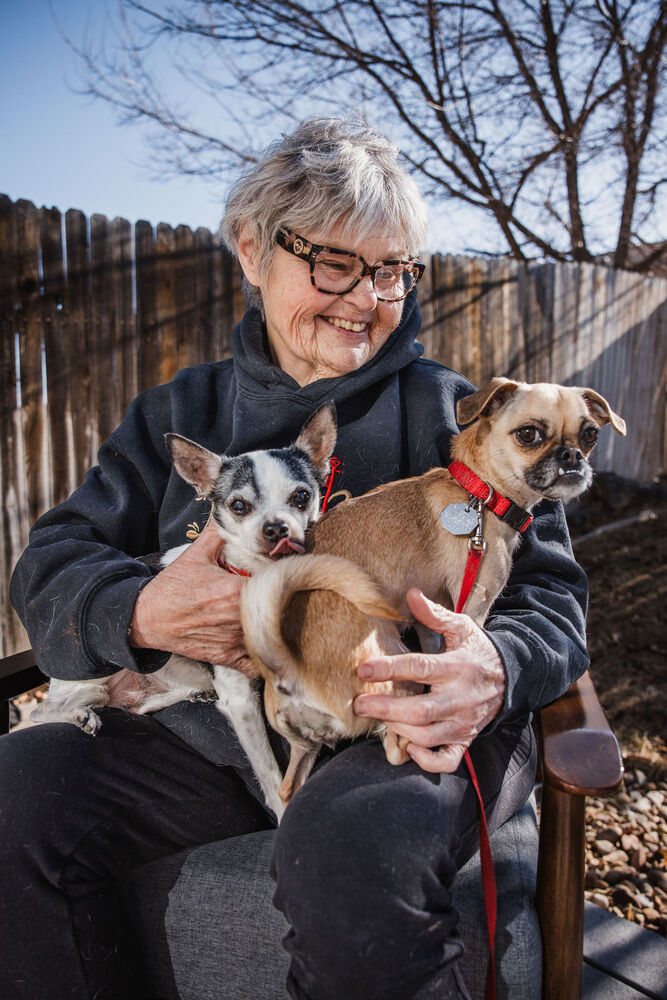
[381,727,411,765]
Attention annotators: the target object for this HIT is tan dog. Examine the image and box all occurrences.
[241,379,626,804]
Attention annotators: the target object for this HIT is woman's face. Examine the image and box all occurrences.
[238,223,408,386]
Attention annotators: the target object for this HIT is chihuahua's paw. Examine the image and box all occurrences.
[189,689,219,704]
[73,708,103,736]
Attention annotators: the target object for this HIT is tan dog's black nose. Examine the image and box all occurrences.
[556,446,582,468]
[264,520,290,542]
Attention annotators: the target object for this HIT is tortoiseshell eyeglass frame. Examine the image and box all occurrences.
[275,229,425,301]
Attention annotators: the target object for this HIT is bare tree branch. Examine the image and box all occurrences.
[57,0,666,269]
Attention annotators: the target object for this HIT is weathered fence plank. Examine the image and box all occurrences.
[175,224,197,371]
[220,242,245,360]
[0,195,665,655]
[0,196,28,655]
[155,222,179,387]
[135,219,158,394]
[15,200,48,527]
[193,228,216,364]
[111,216,136,418]
[41,205,76,503]
[91,213,119,445]
[65,208,95,478]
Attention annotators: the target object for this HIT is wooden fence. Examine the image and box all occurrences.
[1,194,665,655]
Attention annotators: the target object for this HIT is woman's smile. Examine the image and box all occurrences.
[320,314,369,335]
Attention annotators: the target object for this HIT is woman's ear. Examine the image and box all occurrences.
[236,224,262,285]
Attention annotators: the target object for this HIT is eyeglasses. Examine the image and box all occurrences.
[276,229,425,302]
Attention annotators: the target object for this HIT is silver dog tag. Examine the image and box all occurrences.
[440,503,478,535]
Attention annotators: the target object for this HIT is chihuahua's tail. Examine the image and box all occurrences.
[241,554,402,677]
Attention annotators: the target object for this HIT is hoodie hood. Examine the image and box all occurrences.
[224,291,424,459]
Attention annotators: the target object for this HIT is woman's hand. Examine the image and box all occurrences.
[128,523,257,676]
[353,588,505,773]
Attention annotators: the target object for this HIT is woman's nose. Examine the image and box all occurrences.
[342,274,377,308]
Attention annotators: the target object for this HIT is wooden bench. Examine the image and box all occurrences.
[0,649,622,999]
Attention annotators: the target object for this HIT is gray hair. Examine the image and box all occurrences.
[220,118,428,286]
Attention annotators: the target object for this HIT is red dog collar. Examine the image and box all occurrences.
[221,561,252,577]
[447,460,533,533]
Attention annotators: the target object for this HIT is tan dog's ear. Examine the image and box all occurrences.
[295,402,338,478]
[456,377,521,426]
[578,389,626,436]
[165,433,223,497]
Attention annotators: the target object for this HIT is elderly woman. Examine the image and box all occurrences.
[3,119,588,1000]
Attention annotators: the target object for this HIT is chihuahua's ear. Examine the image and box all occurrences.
[578,389,626,436]
[295,402,338,478]
[456,377,521,426]
[165,433,223,497]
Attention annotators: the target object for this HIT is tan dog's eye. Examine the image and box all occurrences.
[516,425,542,445]
[580,425,599,446]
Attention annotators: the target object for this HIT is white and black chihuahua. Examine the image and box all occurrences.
[32,403,338,819]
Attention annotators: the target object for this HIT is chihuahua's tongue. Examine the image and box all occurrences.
[269,538,305,557]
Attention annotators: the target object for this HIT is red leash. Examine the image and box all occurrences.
[449,459,533,617]
[464,749,497,1000]
[455,547,485,614]
[446,461,533,1000]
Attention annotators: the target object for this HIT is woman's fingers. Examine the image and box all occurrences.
[404,742,467,774]
[128,527,251,667]
[354,589,506,770]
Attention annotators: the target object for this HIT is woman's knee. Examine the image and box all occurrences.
[271,744,468,998]
[272,743,463,915]
[0,725,85,877]
[0,721,131,877]
[1,723,82,812]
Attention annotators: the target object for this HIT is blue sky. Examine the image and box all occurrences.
[1,0,227,233]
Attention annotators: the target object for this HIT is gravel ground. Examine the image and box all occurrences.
[584,760,667,935]
[567,473,667,939]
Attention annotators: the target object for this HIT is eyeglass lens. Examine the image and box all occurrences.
[313,249,416,301]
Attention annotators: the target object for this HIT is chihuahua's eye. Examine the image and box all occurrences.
[291,488,312,511]
[516,425,543,445]
[229,498,252,517]
[580,425,599,446]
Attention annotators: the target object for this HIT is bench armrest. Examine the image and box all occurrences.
[537,670,624,796]
[536,671,623,1000]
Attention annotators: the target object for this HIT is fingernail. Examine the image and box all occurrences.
[354,699,369,716]
[358,664,374,678]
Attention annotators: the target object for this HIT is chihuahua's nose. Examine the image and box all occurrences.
[556,445,583,468]
[263,520,290,543]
